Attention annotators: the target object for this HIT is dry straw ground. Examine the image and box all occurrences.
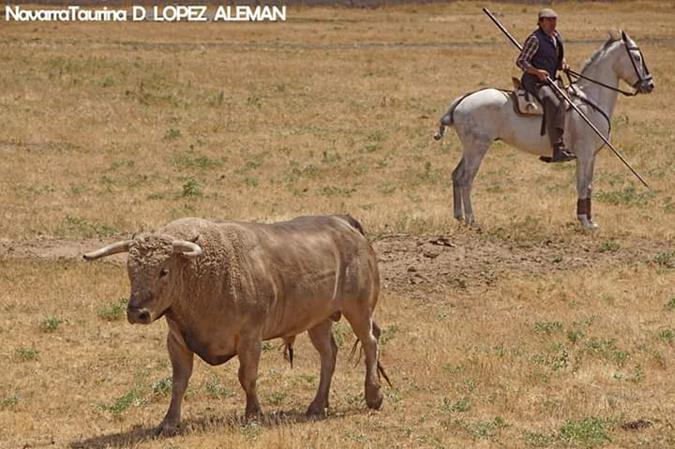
[0,1,674,448]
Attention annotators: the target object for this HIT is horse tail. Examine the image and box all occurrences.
[434,95,461,141]
[434,90,482,141]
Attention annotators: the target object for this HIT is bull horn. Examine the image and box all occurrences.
[172,240,202,258]
[83,240,131,261]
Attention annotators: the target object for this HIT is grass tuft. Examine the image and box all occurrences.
[15,346,39,362]
[182,178,203,197]
[39,316,63,333]
[97,298,128,321]
[558,417,611,448]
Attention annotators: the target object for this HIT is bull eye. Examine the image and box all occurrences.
[159,268,169,278]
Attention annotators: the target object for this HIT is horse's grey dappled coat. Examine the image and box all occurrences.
[84,215,385,435]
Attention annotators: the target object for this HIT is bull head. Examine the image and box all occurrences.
[84,234,202,324]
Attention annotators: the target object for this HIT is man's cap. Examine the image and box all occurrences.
[538,8,558,19]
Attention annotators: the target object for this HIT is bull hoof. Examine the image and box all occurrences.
[366,388,383,410]
[155,421,180,437]
[244,407,263,421]
[305,402,328,418]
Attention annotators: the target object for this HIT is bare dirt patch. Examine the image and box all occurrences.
[1,233,669,294]
[373,232,671,294]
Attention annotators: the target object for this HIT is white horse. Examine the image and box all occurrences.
[434,31,654,229]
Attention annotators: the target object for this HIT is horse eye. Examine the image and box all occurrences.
[159,268,169,278]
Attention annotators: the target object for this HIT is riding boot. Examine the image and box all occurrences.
[540,134,576,163]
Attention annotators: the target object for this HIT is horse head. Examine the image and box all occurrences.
[616,31,654,94]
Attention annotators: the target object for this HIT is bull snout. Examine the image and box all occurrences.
[127,306,152,324]
[127,292,152,324]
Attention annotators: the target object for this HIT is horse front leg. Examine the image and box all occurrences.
[575,154,598,229]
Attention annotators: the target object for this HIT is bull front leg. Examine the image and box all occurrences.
[237,334,263,419]
[157,330,194,436]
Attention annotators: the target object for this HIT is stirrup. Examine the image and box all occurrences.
[539,147,576,163]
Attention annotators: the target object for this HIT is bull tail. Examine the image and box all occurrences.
[377,360,393,388]
[349,338,363,366]
[349,320,392,387]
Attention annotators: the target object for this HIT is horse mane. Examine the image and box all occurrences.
[580,35,622,75]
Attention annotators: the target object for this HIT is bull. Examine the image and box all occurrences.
[84,215,386,435]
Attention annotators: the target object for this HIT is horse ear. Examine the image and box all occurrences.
[608,29,621,41]
[620,30,628,42]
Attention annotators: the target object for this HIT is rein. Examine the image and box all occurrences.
[567,86,612,135]
[564,68,636,96]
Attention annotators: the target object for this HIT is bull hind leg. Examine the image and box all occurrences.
[342,309,383,410]
[306,319,338,417]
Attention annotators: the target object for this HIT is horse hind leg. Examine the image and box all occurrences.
[456,140,491,226]
[451,157,465,221]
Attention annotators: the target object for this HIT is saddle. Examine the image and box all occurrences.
[511,77,543,116]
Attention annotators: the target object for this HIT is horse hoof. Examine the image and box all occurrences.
[578,215,599,230]
[433,133,442,141]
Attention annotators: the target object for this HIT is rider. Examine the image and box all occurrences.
[517,8,576,163]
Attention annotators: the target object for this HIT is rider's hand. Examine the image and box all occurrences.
[561,62,571,72]
[536,69,549,81]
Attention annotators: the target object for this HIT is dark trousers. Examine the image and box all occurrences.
[524,82,567,148]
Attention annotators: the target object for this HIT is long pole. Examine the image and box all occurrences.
[483,8,649,189]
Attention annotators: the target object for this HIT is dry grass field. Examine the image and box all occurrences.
[1,1,674,448]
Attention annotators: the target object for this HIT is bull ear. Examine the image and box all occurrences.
[172,240,203,258]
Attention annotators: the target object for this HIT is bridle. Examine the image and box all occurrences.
[565,30,652,96]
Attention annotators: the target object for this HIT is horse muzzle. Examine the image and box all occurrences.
[634,77,654,94]
[640,80,654,94]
